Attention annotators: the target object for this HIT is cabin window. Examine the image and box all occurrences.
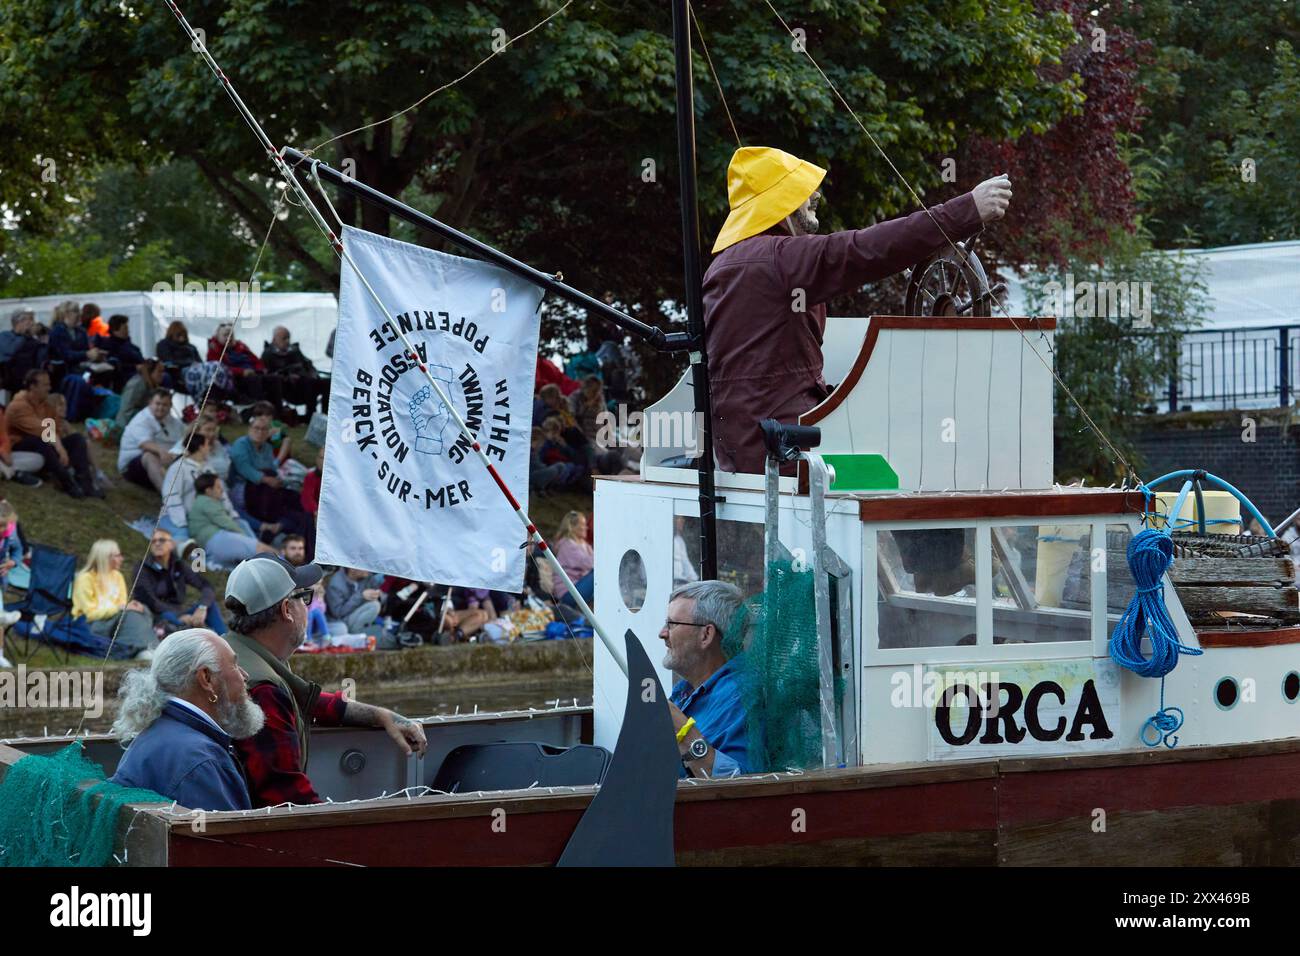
[618,550,647,612]
[673,515,765,598]
[877,528,977,648]
[1215,677,1239,710]
[990,524,1091,644]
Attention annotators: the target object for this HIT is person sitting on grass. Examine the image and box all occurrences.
[435,587,496,644]
[160,429,217,538]
[110,628,263,811]
[115,359,167,433]
[188,473,276,568]
[118,388,184,493]
[325,567,385,635]
[538,417,593,491]
[0,404,43,488]
[132,528,226,637]
[72,539,157,659]
[300,446,323,522]
[171,411,232,487]
[551,510,594,607]
[280,533,308,567]
[529,426,583,494]
[6,369,101,498]
[229,414,308,540]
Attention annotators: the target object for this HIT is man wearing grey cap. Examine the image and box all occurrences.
[223,554,428,807]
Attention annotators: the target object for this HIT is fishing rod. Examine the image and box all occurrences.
[162,0,630,677]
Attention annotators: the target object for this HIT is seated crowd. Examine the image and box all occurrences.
[528,349,642,495]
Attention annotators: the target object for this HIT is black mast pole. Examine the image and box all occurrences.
[671,0,719,581]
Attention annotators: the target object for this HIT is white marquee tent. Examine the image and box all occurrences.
[1000,240,1300,409]
[0,288,338,370]
[1001,239,1300,329]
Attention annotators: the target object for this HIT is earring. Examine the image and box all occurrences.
[208,693,218,703]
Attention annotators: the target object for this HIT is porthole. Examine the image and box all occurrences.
[1284,672,1300,703]
[618,549,647,612]
[1215,677,1239,711]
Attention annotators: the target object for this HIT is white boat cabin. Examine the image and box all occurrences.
[593,316,1300,770]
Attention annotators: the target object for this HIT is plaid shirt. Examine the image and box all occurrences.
[236,685,348,808]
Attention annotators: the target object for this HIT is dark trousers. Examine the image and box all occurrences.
[15,433,93,490]
[234,373,284,409]
[244,481,311,551]
[279,375,330,414]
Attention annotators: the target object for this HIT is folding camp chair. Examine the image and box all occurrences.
[3,544,77,665]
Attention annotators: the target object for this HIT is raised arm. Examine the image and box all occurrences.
[772,191,985,305]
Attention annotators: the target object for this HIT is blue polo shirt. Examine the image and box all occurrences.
[671,656,750,778]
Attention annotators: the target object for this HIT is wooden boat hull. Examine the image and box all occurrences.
[156,738,1300,866]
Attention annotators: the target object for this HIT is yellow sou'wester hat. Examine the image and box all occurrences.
[711,146,826,254]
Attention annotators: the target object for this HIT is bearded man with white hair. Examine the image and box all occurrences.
[110,628,264,811]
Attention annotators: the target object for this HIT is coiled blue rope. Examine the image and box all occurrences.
[1108,528,1203,748]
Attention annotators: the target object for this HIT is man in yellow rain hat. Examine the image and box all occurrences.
[702,146,1012,473]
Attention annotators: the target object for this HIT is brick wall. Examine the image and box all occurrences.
[1132,417,1300,526]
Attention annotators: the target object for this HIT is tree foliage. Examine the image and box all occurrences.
[0,236,179,298]
[3,1,1091,346]
[1114,0,1300,246]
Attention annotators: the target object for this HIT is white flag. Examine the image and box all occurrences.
[315,226,540,591]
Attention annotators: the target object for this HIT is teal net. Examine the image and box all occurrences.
[0,741,167,867]
[723,559,827,772]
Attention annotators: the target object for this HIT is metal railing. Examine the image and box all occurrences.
[1163,324,1300,411]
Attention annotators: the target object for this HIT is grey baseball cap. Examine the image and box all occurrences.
[225,555,323,614]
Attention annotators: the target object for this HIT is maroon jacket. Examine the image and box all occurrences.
[701,192,983,474]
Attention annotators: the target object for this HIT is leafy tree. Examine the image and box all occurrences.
[1113,0,1300,247]
[0,236,180,298]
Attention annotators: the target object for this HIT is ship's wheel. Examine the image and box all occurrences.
[903,240,1003,317]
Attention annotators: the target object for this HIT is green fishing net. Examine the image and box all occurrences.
[723,559,827,773]
[0,741,167,867]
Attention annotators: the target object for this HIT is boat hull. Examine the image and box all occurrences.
[158,738,1300,866]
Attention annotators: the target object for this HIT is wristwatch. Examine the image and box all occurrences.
[686,737,709,762]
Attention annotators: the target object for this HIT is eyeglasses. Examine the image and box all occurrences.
[663,619,705,631]
[290,590,314,606]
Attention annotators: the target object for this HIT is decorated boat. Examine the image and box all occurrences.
[6,296,1300,866]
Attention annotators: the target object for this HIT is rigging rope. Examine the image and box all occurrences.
[689,4,741,147]
[308,0,575,156]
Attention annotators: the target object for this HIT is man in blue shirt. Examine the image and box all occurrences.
[111,628,265,811]
[661,580,750,778]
